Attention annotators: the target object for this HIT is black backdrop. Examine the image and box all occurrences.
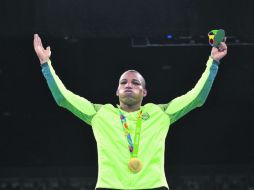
[1,0,254,38]
[0,0,254,169]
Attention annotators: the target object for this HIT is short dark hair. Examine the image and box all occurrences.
[122,70,146,89]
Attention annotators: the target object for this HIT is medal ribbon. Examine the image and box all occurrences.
[119,110,143,158]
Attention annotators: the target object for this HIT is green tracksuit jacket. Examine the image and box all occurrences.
[41,57,219,189]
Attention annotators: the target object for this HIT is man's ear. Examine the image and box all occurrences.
[143,89,147,97]
[116,89,119,96]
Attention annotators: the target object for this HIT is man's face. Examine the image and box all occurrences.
[116,71,147,106]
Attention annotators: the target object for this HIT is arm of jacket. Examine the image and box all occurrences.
[41,60,101,126]
[159,57,219,125]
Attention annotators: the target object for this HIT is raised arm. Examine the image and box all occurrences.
[160,42,227,124]
[33,34,101,126]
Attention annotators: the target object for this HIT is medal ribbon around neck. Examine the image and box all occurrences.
[119,109,143,158]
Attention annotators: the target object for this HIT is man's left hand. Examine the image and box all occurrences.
[210,42,228,63]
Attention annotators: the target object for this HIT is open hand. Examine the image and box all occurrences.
[33,34,51,64]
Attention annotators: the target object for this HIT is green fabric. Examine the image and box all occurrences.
[42,60,100,125]
[132,110,142,158]
[41,57,218,189]
[159,57,218,124]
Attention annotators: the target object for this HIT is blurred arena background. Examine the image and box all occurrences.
[1,0,254,189]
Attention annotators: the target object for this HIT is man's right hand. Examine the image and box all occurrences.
[33,34,51,64]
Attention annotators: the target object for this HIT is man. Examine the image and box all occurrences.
[33,34,227,190]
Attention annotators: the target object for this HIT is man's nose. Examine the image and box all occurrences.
[125,82,133,88]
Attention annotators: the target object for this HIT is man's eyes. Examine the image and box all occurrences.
[120,81,141,85]
[133,81,141,85]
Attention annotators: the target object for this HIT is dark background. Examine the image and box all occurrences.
[0,0,254,178]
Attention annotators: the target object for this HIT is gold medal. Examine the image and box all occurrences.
[128,158,142,173]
